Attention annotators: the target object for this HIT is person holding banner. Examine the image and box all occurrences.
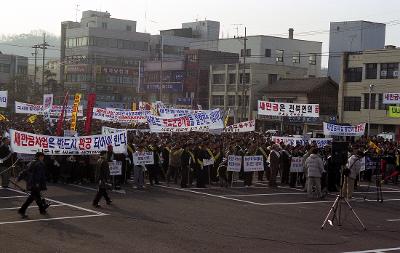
[244,144,258,187]
[147,142,160,186]
[133,145,146,189]
[93,151,112,207]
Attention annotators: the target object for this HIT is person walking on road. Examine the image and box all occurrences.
[93,151,112,207]
[0,137,12,188]
[17,152,50,218]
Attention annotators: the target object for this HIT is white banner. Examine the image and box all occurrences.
[224,120,255,133]
[43,94,53,109]
[158,108,192,118]
[227,155,242,172]
[133,152,154,165]
[258,101,319,117]
[0,91,7,108]
[15,102,83,117]
[323,122,366,137]
[272,136,332,148]
[147,109,224,133]
[203,158,214,166]
[10,129,127,155]
[290,157,304,173]
[109,161,122,175]
[93,107,149,123]
[383,93,400,104]
[243,156,264,172]
[101,126,150,135]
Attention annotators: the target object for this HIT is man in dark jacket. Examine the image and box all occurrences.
[0,137,12,188]
[17,152,49,218]
[93,151,112,208]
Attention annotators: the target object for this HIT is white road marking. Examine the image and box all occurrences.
[0,214,108,226]
[222,192,307,197]
[0,204,64,211]
[6,188,107,216]
[68,184,126,194]
[387,218,400,222]
[342,246,400,252]
[0,196,26,199]
[157,185,333,206]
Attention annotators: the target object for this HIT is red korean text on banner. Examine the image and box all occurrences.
[84,94,96,135]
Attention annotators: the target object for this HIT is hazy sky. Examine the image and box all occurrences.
[2,0,400,66]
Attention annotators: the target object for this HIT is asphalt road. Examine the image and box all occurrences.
[0,181,400,253]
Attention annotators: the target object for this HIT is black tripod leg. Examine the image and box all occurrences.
[344,198,367,230]
[321,195,340,229]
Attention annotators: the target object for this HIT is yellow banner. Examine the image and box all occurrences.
[388,106,400,118]
[0,114,8,122]
[70,93,82,131]
[132,102,137,111]
[27,115,37,124]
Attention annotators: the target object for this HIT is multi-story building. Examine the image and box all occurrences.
[0,53,29,103]
[259,77,338,134]
[209,63,308,122]
[60,10,151,108]
[338,47,400,137]
[328,21,386,84]
[185,49,239,109]
[191,30,322,77]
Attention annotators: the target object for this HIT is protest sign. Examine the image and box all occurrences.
[10,129,127,155]
[290,157,303,173]
[203,158,214,166]
[258,101,319,117]
[147,109,224,133]
[323,122,366,136]
[387,106,400,118]
[227,155,242,172]
[92,107,149,123]
[15,101,83,117]
[383,93,400,104]
[132,152,154,165]
[224,120,255,133]
[243,156,264,172]
[0,91,8,108]
[272,136,332,148]
[109,161,122,176]
[70,93,81,131]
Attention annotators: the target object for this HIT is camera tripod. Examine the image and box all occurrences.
[321,166,367,230]
[363,160,383,203]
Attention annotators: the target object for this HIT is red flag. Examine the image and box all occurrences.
[56,91,69,136]
[84,93,96,135]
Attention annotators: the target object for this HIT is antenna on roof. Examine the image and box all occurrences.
[75,3,80,22]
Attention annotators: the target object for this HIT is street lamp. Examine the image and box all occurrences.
[367,84,375,137]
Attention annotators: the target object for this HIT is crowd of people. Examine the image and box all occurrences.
[0,114,399,213]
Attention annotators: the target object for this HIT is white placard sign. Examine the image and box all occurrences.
[243,156,264,172]
[227,155,242,172]
[132,152,154,165]
[0,91,8,108]
[93,107,149,123]
[15,101,83,117]
[224,120,255,133]
[383,93,400,104]
[323,122,366,137]
[272,136,332,148]
[203,158,214,166]
[109,161,122,175]
[258,100,319,118]
[290,157,303,173]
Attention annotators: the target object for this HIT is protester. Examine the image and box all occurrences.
[0,137,12,188]
[93,151,112,207]
[342,150,363,200]
[305,148,324,199]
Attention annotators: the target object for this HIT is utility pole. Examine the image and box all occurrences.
[159,35,163,103]
[32,44,40,89]
[39,33,50,96]
[240,27,247,121]
[367,84,375,138]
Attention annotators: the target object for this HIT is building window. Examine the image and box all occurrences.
[378,93,389,110]
[265,49,271,57]
[345,68,362,82]
[268,74,278,84]
[240,49,251,57]
[0,64,10,73]
[364,93,376,109]
[212,74,225,84]
[343,96,361,111]
[126,25,132,31]
[292,52,300,64]
[187,54,198,63]
[365,63,377,79]
[239,73,250,84]
[238,95,249,106]
[227,95,235,106]
[102,22,108,29]
[212,95,224,106]
[380,63,399,79]
[309,54,317,65]
[229,74,236,84]
[276,50,284,62]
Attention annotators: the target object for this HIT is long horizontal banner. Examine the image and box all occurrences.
[101,126,150,135]
[323,122,366,136]
[158,108,192,118]
[224,120,255,133]
[15,102,83,117]
[258,101,319,117]
[272,136,332,148]
[383,93,400,104]
[10,129,127,155]
[147,109,224,132]
[92,107,150,123]
[387,106,400,118]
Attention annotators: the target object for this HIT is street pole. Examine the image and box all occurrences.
[240,27,247,121]
[159,35,163,103]
[40,33,49,96]
[367,84,375,138]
